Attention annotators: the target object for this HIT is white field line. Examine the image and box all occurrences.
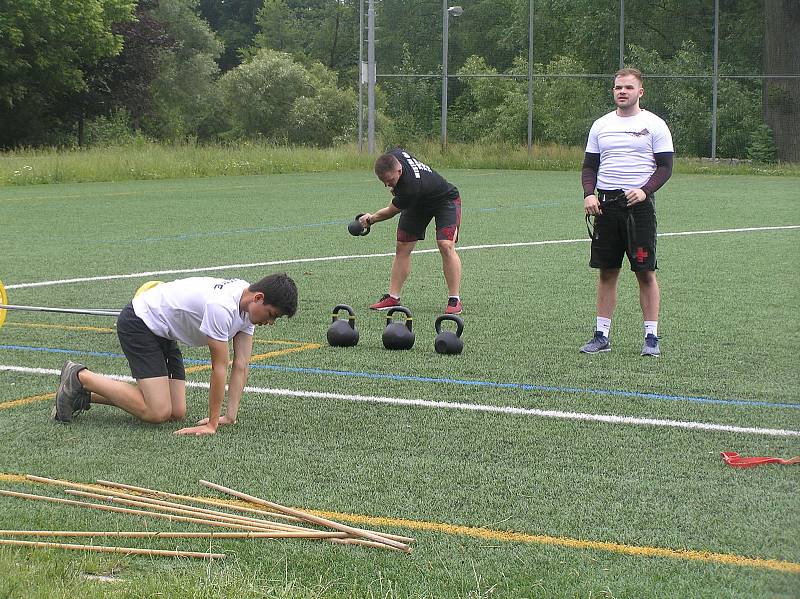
[3,365,798,438]
[5,225,799,290]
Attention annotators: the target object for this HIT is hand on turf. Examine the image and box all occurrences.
[175,423,218,436]
[625,188,647,206]
[196,414,236,426]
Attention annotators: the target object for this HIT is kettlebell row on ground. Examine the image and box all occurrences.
[326,305,464,354]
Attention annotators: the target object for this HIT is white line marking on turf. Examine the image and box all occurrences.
[3,365,798,438]
[6,225,799,289]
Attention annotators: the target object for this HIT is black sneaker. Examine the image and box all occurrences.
[53,361,88,423]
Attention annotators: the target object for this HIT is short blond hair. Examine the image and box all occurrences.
[614,67,643,84]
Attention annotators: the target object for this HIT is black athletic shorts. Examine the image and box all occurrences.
[589,191,657,271]
[397,196,461,242]
[116,303,185,380]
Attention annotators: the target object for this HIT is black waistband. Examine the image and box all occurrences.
[596,189,625,203]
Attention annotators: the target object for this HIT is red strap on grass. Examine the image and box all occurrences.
[721,451,800,469]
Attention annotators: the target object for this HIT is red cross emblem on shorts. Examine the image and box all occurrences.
[635,247,648,263]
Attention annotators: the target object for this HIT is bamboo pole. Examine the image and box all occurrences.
[0,530,346,539]
[95,477,414,544]
[63,489,313,534]
[0,489,274,532]
[28,475,310,533]
[199,480,411,553]
[0,538,223,559]
[94,478,300,522]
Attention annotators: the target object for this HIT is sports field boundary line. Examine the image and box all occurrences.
[6,225,798,289]
[3,344,799,411]
[0,473,797,574]
[2,365,798,437]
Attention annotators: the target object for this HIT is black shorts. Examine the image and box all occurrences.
[397,196,461,242]
[116,303,185,380]
[589,192,657,271]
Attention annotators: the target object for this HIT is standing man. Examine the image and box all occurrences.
[580,68,674,356]
[53,273,298,435]
[359,148,463,314]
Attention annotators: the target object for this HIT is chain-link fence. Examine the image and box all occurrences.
[357,0,799,162]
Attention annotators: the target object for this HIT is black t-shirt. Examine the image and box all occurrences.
[388,148,459,211]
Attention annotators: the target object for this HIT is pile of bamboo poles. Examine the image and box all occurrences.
[0,474,414,559]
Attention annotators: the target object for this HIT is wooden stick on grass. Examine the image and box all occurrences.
[94,478,301,522]
[0,538,223,559]
[199,480,412,553]
[0,529,347,539]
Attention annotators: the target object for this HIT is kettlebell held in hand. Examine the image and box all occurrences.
[382,306,415,350]
[434,314,464,355]
[348,213,371,236]
[327,304,359,347]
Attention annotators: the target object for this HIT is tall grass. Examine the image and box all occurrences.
[1,140,796,186]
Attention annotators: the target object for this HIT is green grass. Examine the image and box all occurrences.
[0,169,798,597]
[1,141,797,186]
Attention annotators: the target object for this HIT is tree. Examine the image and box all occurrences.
[147,0,223,140]
[0,0,135,147]
[763,0,800,162]
[219,48,355,145]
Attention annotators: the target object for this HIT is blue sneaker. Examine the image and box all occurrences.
[641,334,661,357]
[580,331,611,353]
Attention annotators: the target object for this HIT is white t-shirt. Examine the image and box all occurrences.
[585,110,674,190]
[132,277,255,347]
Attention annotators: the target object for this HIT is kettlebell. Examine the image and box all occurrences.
[382,306,415,350]
[326,304,359,347]
[348,213,371,236]
[434,314,464,355]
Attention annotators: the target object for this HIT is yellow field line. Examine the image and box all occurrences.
[0,342,320,408]
[0,393,55,410]
[0,473,796,573]
[4,323,115,333]
[184,343,320,374]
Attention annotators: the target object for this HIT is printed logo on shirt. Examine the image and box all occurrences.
[214,279,238,290]
[401,151,432,179]
[626,128,650,137]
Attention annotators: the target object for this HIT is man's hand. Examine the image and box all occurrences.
[584,194,602,216]
[358,213,372,228]
[195,414,236,427]
[175,423,217,436]
[624,188,647,206]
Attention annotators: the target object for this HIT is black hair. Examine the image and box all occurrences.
[249,273,298,317]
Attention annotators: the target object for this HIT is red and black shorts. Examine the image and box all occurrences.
[589,191,657,272]
[397,196,461,242]
[117,303,186,380]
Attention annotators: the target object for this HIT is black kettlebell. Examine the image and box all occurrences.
[434,314,464,355]
[382,306,414,350]
[348,213,370,236]
[327,304,359,347]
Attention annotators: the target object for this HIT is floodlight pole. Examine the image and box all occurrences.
[367,0,376,154]
[441,5,463,151]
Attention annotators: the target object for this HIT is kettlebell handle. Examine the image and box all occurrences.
[331,304,356,327]
[435,314,464,337]
[385,306,413,331]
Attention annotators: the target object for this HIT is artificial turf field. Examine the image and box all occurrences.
[0,169,798,598]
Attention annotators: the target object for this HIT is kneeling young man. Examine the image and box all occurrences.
[53,273,297,435]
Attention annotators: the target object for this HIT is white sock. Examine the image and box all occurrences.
[596,317,611,337]
[449,295,460,301]
[644,321,658,337]
[389,293,400,300]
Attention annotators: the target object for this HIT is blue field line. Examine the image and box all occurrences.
[98,219,349,245]
[2,344,798,411]
[96,203,563,244]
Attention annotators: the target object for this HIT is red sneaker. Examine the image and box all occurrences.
[370,294,400,311]
[445,298,463,314]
